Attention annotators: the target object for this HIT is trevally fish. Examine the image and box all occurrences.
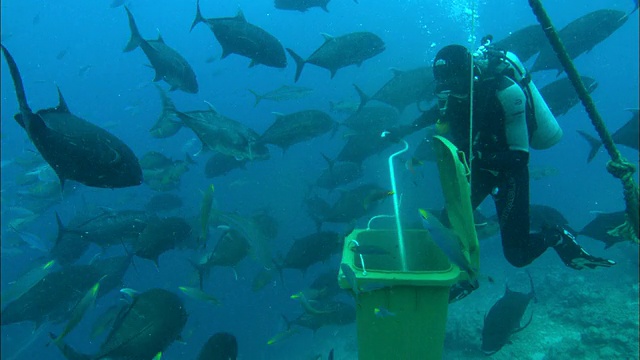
[248,85,313,107]
[274,0,331,12]
[191,0,287,68]
[197,332,238,360]
[531,9,631,74]
[124,7,198,93]
[354,66,435,113]
[482,272,536,355]
[287,31,385,82]
[176,107,270,161]
[51,288,187,360]
[1,45,143,189]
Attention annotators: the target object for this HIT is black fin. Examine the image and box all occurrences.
[353,84,370,112]
[576,130,602,163]
[188,259,207,290]
[248,89,262,107]
[1,44,33,115]
[190,0,205,31]
[286,48,305,83]
[55,87,70,113]
[123,6,142,52]
[320,153,334,171]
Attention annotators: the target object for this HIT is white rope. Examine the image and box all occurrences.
[468,0,477,189]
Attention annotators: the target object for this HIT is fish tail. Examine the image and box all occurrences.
[187,259,207,290]
[576,130,602,163]
[286,48,305,83]
[156,84,178,115]
[1,45,33,116]
[190,0,205,32]
[123,6,142,52]
[353,84,370,112]
[248,89,262,107]
[320,153,334,170]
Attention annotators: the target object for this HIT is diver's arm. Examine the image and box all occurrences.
[386,104,439,141]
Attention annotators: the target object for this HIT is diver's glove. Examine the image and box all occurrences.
[382,126,412,143]
[549,226,617,270]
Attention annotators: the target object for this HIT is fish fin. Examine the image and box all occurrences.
[286,48,305,83]
[55,87,70,113]
[153,71,163,82]
[123,6,142,52]
[329,69,337,79]
[514,309,534,333]
[320,153,334,170]
[203,100,217,112]
[576,130,602,163]
[248,59,257,68]
[235,9,246,22]
[156,32,165,43]
[248,89,262,107]
[1,44,34,115]
[328,348,334,360]
[390,67,404,77]
[221,47,234,59]
[169,85,179,91]
[13,113,26,129]
[320,33,334,42]
[190,0,205,31]
[321,3,329,12]
[187,259,207,290]
[353,84,370,112]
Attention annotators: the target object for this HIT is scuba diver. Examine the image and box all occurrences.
[388,38,615,299]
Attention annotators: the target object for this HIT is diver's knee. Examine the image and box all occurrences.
[503,248,531,268]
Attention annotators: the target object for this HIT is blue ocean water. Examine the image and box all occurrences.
[1,0,638,359]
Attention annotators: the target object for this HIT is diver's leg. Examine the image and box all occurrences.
[470,166,496,210]
[493,164,548,267]
[440,165,495,227]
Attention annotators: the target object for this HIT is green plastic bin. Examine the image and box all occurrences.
[337,136,479,360]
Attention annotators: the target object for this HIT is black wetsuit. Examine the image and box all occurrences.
[408,75,556,268]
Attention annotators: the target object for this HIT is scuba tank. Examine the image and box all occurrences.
[474,38,563,150]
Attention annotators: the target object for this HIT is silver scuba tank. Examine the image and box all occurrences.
[503,52,563,150]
